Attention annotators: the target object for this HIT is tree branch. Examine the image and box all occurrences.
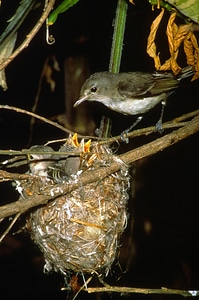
[0,113,199,220]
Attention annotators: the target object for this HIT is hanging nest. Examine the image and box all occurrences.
[25,134,130,275]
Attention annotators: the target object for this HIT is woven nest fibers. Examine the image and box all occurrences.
[26,140,130,275]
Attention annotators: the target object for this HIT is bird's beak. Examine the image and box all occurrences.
[73,96,88,107]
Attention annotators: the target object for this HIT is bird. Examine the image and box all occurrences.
[74,67,194,115]
[28,145,55,177]
[74,67,195,140]
[48,143,81,183]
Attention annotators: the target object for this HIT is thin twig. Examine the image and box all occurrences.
[103,121,188,145]
[1,105,198,145]
[85,285,199,297]
[0,105,74,135]
[98,108,199,145]
[0,170,34,181]
[0,213,21,243]
[0,0,56,71]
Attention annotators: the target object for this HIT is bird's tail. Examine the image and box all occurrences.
[177,66,195,81]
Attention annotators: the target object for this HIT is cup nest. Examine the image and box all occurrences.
[25,135,130,276]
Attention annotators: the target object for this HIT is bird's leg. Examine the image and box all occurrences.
[120,116,143,143]
[155,100,166,133]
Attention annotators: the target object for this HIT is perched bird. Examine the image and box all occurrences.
[74,67,195,140]
[74,67,194,116]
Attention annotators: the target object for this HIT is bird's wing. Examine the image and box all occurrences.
[118,72,180,97]
[117,72,156,98]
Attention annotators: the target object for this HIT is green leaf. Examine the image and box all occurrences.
[148,0,199,23]
[165,0,199,23]
[47,0,80,25]
[0,0,36,45]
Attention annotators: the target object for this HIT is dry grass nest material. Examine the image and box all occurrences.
[25,136,130,275]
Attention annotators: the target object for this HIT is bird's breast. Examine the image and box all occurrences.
[107,94,167,115]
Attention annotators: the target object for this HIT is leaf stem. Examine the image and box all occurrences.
[100,0,128,138]
[109,0,128,73]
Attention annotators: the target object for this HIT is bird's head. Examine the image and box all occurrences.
[73,72,112,107]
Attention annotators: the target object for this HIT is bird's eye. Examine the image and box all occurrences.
[29,154,34,160]
[90,86,97,93]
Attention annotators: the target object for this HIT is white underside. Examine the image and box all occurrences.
[103,94,167,115]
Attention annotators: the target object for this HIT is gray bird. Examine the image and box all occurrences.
[28,145,54,176]
[28,145,80,182]
[74,67,194,116]
[47,143,81,183]
[74,67,195,141]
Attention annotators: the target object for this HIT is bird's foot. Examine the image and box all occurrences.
[155,119,164,133]
[120,130,130,143]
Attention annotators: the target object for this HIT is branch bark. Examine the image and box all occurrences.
[0,113,199,220]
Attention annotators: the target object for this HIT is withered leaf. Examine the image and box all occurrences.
[146,8,165,70]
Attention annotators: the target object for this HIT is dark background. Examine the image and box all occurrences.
[0,0,199,299]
